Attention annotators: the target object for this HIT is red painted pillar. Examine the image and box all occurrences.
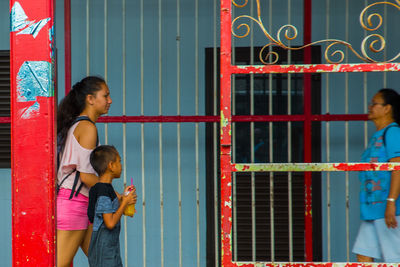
[220,0,233,266]
[303,0,313,261]
[10,0,56,266]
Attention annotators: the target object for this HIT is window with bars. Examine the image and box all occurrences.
[0,51,11,168]
[205,46,322,265]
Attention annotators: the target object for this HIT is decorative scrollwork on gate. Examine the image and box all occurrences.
[231,0,400,64]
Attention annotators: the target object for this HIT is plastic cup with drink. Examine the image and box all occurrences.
[123,178,136,217]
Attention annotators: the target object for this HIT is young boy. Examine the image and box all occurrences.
[87,145,137,267]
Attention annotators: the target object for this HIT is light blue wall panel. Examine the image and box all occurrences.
[0,0,9,50]
[61,0,212,265]
[0,169,11,267]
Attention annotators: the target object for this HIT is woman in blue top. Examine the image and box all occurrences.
[353,88,400,262]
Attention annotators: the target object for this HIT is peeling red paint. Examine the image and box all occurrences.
[219,262,400,267]
[334,163,373,171]
[260,263,399,267]
[220,0,233,265]
[232,163,400,172]
[232,63,400,74]
[332,163,400,171]
[241,165,250,171]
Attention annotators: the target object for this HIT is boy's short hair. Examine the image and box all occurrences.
[90,145,119,176]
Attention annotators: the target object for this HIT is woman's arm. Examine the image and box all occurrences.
[385,156,400,228]
[80,172,99,188]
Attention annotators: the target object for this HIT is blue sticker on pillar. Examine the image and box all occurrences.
[17,61,53,119]
[10,2,51,38]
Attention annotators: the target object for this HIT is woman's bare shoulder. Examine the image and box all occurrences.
[73,121,98,149]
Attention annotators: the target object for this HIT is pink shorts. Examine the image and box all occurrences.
[57,188,89,230]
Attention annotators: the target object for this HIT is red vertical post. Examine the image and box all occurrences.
[64,0,71,95]
[10,0,56,266]
[220,0,233,266]
[303,0,313,261]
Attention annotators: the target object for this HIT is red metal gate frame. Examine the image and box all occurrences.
[220,0,400,266]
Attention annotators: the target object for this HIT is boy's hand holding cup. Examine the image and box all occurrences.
[123,185,137,217]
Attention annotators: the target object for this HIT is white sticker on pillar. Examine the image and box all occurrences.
[10,2,50,38]
[10,2,30,32]
[17,18,51,38]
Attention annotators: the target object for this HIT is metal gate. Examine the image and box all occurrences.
[220,0,400,266]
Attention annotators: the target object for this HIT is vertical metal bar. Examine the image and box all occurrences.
[121,0,127,265]
[268,0,275,261]
[232,91,237,262]
[104,0,108,145]
[232,5,237,263]
[158,0,164,266]
[325,0,331,261]
[220,0,233,265]
[345,0,350,261]
[383,3,387,87]
[141,127,146,267]
[364,0,369,150]
[213,0,219,265]
[104,0,108,82]
[195,0,200,266]
[140,0,146,265]
[249,0,256,262]
[364,73,368,149]
[10,0,56,264]
[64,0,72,95]
[287,0,293,261]
[176,0,182,266]
[86,0,90,75]
[303,0,313,261]
[122,129,127,265]
[269,99,274,262]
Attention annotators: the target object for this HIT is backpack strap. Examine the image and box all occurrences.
[57,116,99,198]
[56,170,75,193]
[69,171,82,199]
[71,116,99,144]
